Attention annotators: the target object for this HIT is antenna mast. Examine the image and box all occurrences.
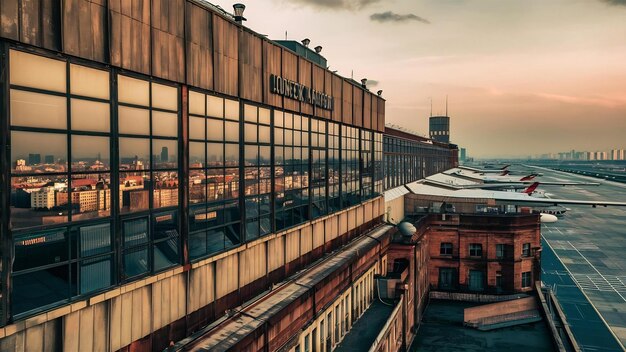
[430,98,433,117]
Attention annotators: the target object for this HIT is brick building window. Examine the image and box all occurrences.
[469,243,482,257]
[522,243,531,257]
[440,242,453,255]
[496,244,505,259]
[469,270,484,291]
[522,271,532,288]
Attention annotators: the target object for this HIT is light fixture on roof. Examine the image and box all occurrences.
[314,45,322,53]
[361,78,367,88]
[377,90,383,96]
[233,3,246,24]
[301,38,311,47]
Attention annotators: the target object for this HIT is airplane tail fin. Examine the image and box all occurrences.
[500,164,510,170]
[500,170,510,176]
[520,173,537,181]
[523,182,540,195]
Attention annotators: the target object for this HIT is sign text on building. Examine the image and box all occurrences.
[269,74,334,111]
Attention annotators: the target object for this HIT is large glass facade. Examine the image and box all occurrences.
[117,75,181,277]
[188,92,241,259]
[383,134,452,190]
[275,112,310,231]
[9,49,115,316]
[3,48,409,319]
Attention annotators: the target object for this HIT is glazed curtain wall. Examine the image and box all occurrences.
[383,135,453,190]
[2,48,384,320]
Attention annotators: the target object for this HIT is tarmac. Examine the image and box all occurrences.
[525,165,626,351]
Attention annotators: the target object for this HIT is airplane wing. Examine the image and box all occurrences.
[406,181,626,208]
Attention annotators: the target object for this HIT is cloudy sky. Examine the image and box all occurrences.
[210,0,626,158]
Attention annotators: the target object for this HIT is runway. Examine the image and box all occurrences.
[526,165,626,351]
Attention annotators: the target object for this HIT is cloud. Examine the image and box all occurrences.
[600,0,626,5]
[284,0,380,11]
[370,11,431,24]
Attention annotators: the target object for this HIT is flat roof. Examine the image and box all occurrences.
[410,299,555,352]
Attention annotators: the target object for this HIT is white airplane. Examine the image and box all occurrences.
[404,179,626,223]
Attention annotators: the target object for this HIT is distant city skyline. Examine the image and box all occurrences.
[208,0,626,157]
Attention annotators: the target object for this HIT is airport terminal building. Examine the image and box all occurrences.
[0,1,467,351]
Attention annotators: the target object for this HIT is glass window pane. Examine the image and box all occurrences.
[71,136,110,171]
[70,173,112,219]
[124,247,148,278]
[223,171,239,200]
[207,95,224,118]
[207,118,224,141]
[189,230,208,259]
[153,139,178,169]
[225,121,239,142]
[244,104,257,122]
[154,212,179,240]
[151,83,178,111]
[123,218,148,247]
[153,171,179,208]
[11,131,67,173]
[119,138,150,170]
[13,266,70,315]
[245,146,258,165]
[118,75,149,106]
[225,144,239,166]
[10,175,69,228]
[119,172,150,213]
[275,111,284,127]
[152,111,178,137]
[245,123,257,143]
[224,99,239,120]
[80,256,112,294]
[70,64,110,99]
[10,50,66,92]
[259,108,270,125]
[119,106,150,135]
[11,89,67,129]
[71,99,110,132]
[189,116,205,140]
[190,142,205,167]
[207,143,224,167]
[189,175,207,205]
[259,126,270,144]
[189,91,205,115]
[79,223,112,257]
[260,146,271,165]
[14,229,68,271]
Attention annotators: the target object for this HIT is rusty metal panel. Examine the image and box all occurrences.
[0,0,19,40]
[262,40,282,108]
[312,64,328,119]
[353,86,363,128]
[20,0,41,45]
[298,57,312,116]
[364,92,371,130]
[372,94,379,131]
[342,80,353,125]
[240,30,262,103]
[151,0,184,82]
[110,0,151,74]
[63,0,107,62]
[41,0,61,51]
[281,49,298,112]
[377,97,385,132]
[323,70,332,120]
[213,14,238,97]
[185,1,213,90]
[331,73,342,122]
